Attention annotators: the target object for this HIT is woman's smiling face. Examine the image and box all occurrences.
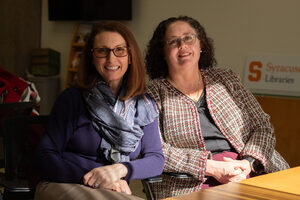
[163,21,201,73]
[92,31,129,87]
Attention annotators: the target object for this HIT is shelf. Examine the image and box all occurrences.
[72,42,85,47]
[67,67,78,72]
[65,23,92,88]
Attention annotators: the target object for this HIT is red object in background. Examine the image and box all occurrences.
[0,66,29,103]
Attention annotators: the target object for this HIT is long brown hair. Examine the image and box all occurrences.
[76,21,146,100]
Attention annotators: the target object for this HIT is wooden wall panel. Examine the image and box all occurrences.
[255,95,300,167]
[0,0,41,78]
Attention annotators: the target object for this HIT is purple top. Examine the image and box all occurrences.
[35,88,164,183]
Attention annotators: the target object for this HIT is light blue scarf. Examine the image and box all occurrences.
[84,81,157,163]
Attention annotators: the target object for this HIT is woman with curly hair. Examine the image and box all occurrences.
[146,16,289,199]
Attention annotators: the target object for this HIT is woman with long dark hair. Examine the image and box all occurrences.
[35,21,164,200]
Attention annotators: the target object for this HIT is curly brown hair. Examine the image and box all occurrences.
[76,21,146,100]
[145,16,217,79]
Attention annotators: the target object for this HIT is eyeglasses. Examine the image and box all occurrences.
[165,34,198,48]
[91,46,130,58]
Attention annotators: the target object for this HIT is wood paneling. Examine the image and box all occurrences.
[255,95,300,167]
[0,0,41,78]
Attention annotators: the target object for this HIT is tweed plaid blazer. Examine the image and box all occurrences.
[147,68,289,198]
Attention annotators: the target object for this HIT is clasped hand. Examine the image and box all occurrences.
[207,157,251,184]
[83,164,132,195]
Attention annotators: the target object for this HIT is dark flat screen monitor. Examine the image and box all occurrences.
[48,0,132,21]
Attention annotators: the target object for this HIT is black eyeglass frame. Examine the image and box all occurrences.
[91,46,130,58]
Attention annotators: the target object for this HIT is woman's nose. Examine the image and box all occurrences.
[177,39,186,48]
[106,51,117,60]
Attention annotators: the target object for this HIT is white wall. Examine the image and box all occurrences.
[41,0,300,89]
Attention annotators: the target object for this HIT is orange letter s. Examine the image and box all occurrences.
[248,61,262,82]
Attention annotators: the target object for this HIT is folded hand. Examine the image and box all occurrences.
[83,164,128,192]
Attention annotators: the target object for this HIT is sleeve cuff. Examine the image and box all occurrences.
[120,162,132,181]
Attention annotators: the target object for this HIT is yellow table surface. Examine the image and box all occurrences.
[240,166,300,195]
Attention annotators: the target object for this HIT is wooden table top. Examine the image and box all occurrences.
[164,167,300,200]
[240,166,300,195]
